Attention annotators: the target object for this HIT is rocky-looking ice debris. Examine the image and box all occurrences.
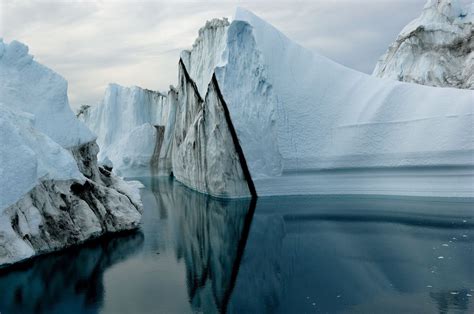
[374,0,473,89]
[0,40,142,267]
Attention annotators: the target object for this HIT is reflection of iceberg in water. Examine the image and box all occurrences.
[146,177,255,313]
[228,196,474,313]
[0,231,144,314]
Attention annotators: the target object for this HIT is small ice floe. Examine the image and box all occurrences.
[336,295,341,298]
[462,234,467,238]
[312,302,316,306]
[452,237,457,240]
[427,285,433,288]
[442,244,449,247]
[437,256,444,259]
[450,291,459,295]
[306,296,310,299]
[467,294,472,297]
[462,220,467,223]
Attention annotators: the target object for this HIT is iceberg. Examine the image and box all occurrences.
[373,0,473,89]
[83,4,473,198]
[0,40,142,266]
[176,7,473,197]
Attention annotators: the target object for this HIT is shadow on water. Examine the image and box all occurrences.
[0,177,472,314]
[0,231,144,314]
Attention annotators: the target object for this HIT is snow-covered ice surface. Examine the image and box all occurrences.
[0,40,142,266]
[374,0,473,89]
[80,83,168,176]
[180,8,474,197]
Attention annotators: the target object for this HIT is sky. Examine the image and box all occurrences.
[0,0,428,109]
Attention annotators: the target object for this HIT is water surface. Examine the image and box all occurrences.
[0,177,472,313]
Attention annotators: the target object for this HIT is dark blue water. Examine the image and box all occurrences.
[0,177,472,313]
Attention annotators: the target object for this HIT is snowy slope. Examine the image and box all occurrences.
[373,0,473,89]
[181,9,474,197]
[80,83,168,175]
[0,40,142,266]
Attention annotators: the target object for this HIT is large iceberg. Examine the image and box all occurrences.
[374,0,473,89]
[82,5,473,198]
[174,8,473,197]
[0,40,142,266]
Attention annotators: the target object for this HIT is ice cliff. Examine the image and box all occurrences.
[0,40,142,266]
[170,60,255,198]
[374,0,473,89]
[79,84,170,176]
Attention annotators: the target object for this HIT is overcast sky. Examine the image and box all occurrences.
[1,0,428,109]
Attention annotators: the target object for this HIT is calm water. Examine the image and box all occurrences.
[0,177,472,314]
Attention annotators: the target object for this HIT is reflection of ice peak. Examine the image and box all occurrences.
[149,178,255,313]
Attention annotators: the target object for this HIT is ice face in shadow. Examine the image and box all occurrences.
[170,60,255,198]
[0,231,144,314]
[228,196,474,313]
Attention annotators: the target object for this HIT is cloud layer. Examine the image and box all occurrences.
[1,0,425,108]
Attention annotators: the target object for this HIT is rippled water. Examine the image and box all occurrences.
[0,177,472,313]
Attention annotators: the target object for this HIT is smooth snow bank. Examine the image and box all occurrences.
[0,104,84,210]
[373,0,473,89]
[181,8,473,197]
[0,40,95,148]
[80,83,168,176]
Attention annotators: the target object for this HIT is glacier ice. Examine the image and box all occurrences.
[374,0,473,89]
[0,40,142,266]
[79,83,169,176]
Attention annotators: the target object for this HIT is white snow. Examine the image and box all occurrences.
[81,83,168,176]
[373,0,473,89]
[0,40,95,148]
